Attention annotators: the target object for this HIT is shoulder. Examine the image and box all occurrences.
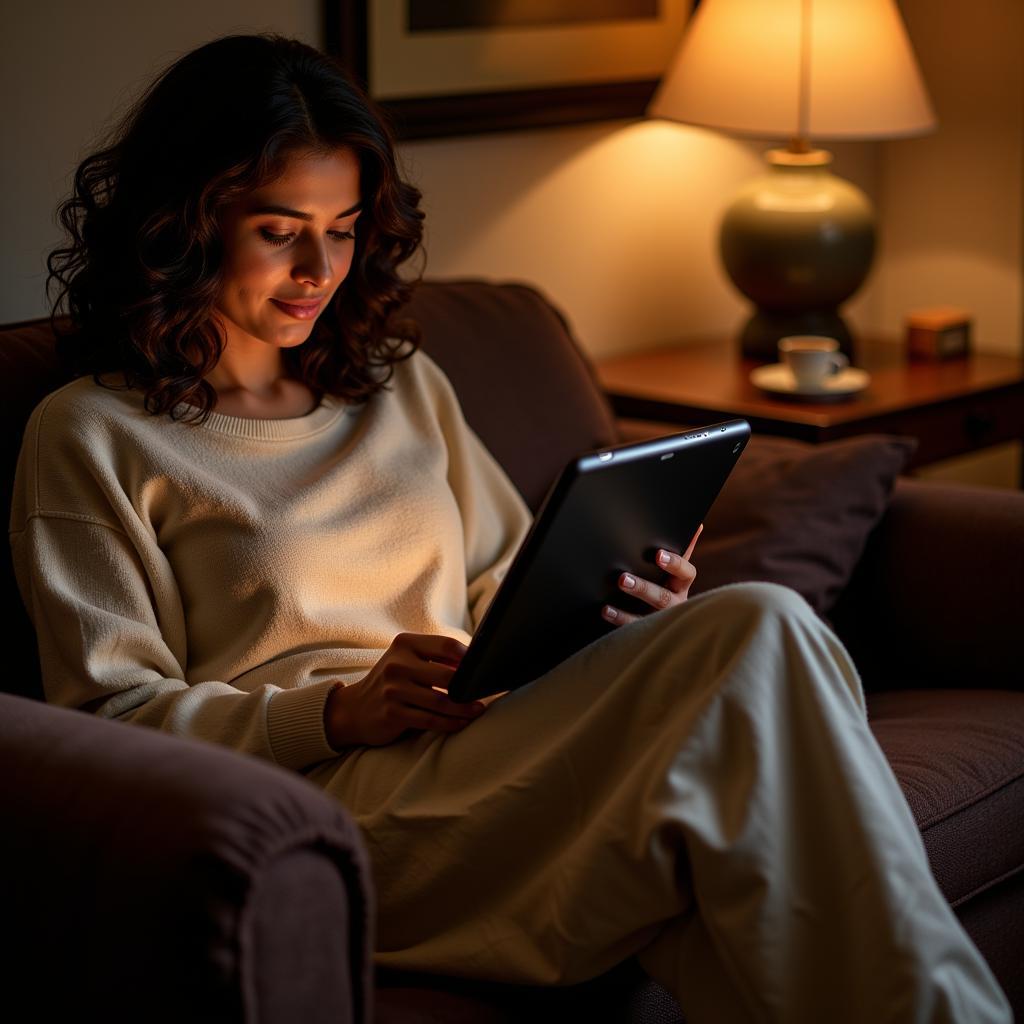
[364,346,474,448]
[13,375,152,528]
[27,373,145,438]
[20,374,160,486]
[386,346,460,408]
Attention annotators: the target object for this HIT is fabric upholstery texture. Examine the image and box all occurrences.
[952,872,1024,1017]
[687,433,918,616]
[867,688,1024,908]
[868,688,1024,1015]
[249,847,362,1024]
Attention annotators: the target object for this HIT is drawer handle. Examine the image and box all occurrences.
[964,410,996,440]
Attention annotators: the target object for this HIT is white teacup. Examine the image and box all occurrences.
[778,336,849,390]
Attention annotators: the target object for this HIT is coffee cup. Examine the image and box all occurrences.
[778,336,849,390]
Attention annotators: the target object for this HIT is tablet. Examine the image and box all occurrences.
[446,418,751,702]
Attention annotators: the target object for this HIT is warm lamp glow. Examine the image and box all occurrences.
[649,0,937,142]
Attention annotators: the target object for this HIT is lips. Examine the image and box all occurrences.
[270,298,323,320]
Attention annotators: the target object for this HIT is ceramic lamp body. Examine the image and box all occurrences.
[720,150,876,359]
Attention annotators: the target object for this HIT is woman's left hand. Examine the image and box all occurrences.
[601,523,703,627]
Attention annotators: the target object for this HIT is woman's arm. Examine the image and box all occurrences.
[11,512,342,770]
[9,391,343,772]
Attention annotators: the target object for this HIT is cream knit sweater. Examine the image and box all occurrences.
[9,350,533,772]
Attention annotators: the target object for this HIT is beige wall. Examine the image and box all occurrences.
[875,0,1023,356]
[871,0,1023,488]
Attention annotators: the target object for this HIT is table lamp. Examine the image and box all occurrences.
[648,0,937,361]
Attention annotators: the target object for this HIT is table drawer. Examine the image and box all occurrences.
[856,389,1024,468]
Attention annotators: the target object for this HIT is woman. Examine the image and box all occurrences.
[11,33,1009,1023]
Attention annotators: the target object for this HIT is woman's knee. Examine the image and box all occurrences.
[648,580,822,668]
[685,580,865,712]
[686,580,817,624]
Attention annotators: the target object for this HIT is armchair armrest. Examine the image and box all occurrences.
[829,478,1024,693]
[0,693,373,1024]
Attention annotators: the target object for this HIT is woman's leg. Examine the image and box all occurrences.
[627,586,1010,1024]
[306,581,1010,1022]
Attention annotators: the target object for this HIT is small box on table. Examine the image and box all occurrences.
[905,307,972,360]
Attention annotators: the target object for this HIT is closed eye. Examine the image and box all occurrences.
[260,228,356,247]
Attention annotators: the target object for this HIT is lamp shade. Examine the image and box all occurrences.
[649,0,936,140]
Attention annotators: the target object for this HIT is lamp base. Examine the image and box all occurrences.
[740,308,855,363]
[720,147,871,366]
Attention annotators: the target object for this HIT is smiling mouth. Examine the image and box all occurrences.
[270,298,323,320]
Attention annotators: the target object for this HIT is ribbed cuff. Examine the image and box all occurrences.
[266,679,343,771]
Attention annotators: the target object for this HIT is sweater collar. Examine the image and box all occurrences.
[175,393,348,440]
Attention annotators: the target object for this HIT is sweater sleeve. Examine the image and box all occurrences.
[9,402,340,772]
[418,355,534,632]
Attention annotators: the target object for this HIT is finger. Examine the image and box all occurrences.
[602,603,641,627]
[394,631,469,666]
[377,656,482,715]
[683,522,704,561]
[619,570,674,610]
[410,675,486,718]
[653,549,699,594]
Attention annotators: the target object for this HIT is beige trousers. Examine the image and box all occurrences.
[306,582,1011,1023]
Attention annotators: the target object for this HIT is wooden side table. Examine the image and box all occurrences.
[595,336,1024,485]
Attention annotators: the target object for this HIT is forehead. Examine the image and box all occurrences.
[248,148,361,207]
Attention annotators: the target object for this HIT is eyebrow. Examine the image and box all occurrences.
[248,201,362,221]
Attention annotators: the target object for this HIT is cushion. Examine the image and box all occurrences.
[867,688,1024,910]
[689,433,918,616]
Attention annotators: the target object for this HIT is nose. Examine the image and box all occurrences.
[291,236,333,288]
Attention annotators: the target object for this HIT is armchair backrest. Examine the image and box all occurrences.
[400,279,619,512]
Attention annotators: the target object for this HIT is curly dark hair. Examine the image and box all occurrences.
[46,33,425,423]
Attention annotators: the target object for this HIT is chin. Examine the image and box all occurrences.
[282,334,315,349]
[264,322,318,346]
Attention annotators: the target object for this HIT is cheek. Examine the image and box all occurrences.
[224,250,281,297]
[337,247,356,280]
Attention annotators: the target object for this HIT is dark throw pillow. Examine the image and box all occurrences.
[690,433,918,616]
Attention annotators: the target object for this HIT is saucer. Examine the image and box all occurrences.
[749,364,870,402]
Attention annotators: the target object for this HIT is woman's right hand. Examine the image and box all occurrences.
[323,632,487,750]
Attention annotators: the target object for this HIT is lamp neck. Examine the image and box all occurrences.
[767,146,833,169]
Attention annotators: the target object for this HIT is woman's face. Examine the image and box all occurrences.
[214,146,362,353]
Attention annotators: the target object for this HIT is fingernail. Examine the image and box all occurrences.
[657,550,670,567]
[604,606,618,620]
[622,574,636,589]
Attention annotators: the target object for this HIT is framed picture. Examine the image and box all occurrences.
[326,1,691,140]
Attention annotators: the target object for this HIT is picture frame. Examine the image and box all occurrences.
[325,1,691,140]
